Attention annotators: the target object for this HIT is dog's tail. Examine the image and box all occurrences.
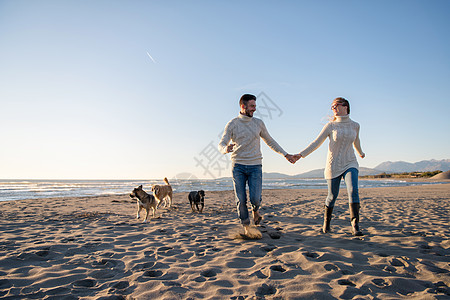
[164,177,170,185]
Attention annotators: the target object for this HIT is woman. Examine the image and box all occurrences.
[294,97,365,236]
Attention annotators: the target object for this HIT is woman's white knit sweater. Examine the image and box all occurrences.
[300,115,364,179]
[218,114,287,165]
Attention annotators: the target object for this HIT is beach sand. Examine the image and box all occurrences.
[0,184,449,299]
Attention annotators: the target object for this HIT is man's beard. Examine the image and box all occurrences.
[244,110,253,117]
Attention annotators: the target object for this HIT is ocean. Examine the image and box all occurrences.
[0,178,445,202]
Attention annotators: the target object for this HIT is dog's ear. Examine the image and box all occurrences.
[154,187,159,194]
[139,185,143,189]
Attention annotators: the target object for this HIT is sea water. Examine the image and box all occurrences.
[0,178,445,202]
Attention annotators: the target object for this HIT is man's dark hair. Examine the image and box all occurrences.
[239,94,256,107]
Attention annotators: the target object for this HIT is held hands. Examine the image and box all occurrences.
[285,154,302,164]
[293,154,302,162]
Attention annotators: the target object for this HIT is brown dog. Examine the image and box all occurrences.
[151,177,173,208]
[130,185,158,222]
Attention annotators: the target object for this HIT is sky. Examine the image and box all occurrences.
[0,0,449,180]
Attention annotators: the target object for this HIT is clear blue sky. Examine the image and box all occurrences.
[0,0,449,179]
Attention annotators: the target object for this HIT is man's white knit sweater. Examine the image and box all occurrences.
[300,115,365,179]
[218,114,287,165]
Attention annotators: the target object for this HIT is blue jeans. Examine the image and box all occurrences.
[232,163,262,225]
[325,168,360,208]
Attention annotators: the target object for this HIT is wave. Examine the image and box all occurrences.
[0,179,445,202]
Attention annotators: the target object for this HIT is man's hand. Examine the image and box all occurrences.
[227,143,236,153]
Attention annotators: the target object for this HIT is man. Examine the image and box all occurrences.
[218,94,296,238]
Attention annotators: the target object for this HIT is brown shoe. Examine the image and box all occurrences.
[322,205,333,233]
[252,210,263,225]
[349,203,363,236]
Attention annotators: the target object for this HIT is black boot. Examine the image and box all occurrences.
[349,203,363,236]
[322,205,333,233]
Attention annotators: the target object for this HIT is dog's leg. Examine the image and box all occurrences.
[156,198,163,209]
[169,192,173,207]
[137,203,142,219]
[200,202,204,213]
[143,208,150,223]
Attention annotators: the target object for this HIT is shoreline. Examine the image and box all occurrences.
[1,179,449,203]
[0,184,449,298]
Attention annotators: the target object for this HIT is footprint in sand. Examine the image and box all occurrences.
[110,281,129,290]
[303,251,319,259]
[252,270,268,279]
[432,281,450,295]
[270,265,286,272]
[73,278,96,288]
[390,258,405,267]
[324,264,339,271]
[200,269,217,278]
[372,278,389,287]
[194,249,206,256]
[92,258,119,268]
[256,284,277,296]
[157,246,173,252]
[268,231,282,239]
[383,265,396,273]
[163,281,182,287]
[340,269,355,275]
[45,286,72,296]
[35,249,50,257]
[89,269,116,279]
[131,261,156,271]
[143,270,163,278]
[337,279,356,287]
[262,245,277,252]
[419,244,432,250]
[194,276,206,282]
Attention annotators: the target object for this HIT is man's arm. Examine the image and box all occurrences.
[218,121,234,154]
[259,121,288,156]
[259,120,297,163]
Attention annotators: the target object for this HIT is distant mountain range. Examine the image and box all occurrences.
[374,159,450,173]
[263,159,450,179]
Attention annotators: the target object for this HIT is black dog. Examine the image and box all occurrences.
[188,190,205,213]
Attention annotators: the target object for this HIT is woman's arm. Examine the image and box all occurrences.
[298,123,331,158]
[353,124,365,158]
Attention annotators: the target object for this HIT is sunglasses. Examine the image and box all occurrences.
[331,103,346,110]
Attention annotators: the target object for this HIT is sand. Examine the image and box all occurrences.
[431,171,450,180]
[0,184,449,299]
